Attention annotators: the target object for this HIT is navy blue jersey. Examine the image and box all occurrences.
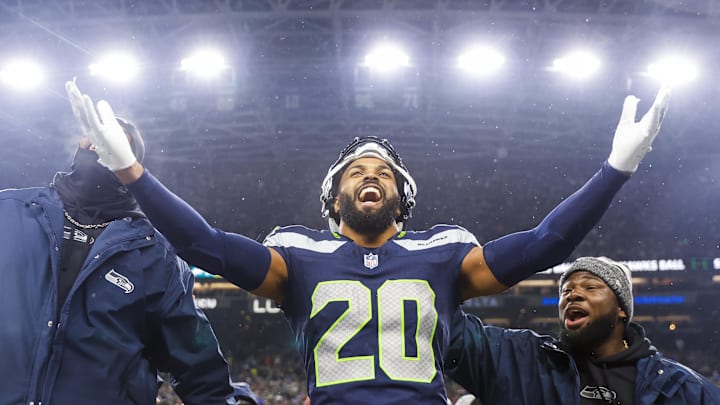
[264,224,479,404]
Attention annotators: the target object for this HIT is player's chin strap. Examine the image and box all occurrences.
[482,161,629,287]
[328,218,404,234]
[328,218,340,233]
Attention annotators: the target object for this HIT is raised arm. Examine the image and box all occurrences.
[65,81,288,301]
[459,88,671,299]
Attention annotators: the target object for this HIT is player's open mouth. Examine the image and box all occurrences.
[358,185,382,206]
[564,307,589,329]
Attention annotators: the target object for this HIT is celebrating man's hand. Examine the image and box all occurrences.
[607,87,671,174]
[65,81,137,171]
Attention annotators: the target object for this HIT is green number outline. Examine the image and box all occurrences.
[378,279,438,382]
[311,280,374,387]
[311,279,438,387]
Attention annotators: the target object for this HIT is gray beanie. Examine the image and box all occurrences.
[116,117,145,164]
[559,256,633,323]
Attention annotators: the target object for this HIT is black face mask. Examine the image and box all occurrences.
[68,147,123,191]
[52,147,142,222]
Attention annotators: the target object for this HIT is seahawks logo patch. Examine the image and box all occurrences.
[104,269,134,294]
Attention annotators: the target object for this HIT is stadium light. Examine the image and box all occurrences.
[362,44,411,73]
[0,59,44,91]
[180,49,228,79]
[644,55,699,86]
[89,52,140,84]
[457,46,506,77]
[549,50,601,80]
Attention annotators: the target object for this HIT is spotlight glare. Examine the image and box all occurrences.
[363,44,410,73]
[457,46,506,77]
[646,56,698,86]
[180,50,228,78]
[0,60,44,90]
[550,51,601,80]
[89,52,139,83]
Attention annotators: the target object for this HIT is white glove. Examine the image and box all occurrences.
[66,78,93,137]
[65,81,137,171]
[607,87,671,173]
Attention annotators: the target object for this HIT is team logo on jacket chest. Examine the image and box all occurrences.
[364,253,379,269]
[105,269,135,294]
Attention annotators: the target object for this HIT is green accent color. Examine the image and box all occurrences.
[311,279,439,388]
[377,279,438,383]
[311,281,374,387]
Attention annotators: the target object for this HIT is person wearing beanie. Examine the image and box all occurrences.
[66,78,675,404]
[0,116,258,404]
[446,256,720,405]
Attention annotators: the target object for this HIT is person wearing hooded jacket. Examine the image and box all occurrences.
[445,256,720,405]
[0,117,258,405]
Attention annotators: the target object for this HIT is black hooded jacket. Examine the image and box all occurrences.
[446,309,720,405]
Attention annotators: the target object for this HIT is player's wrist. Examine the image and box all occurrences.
[115,161,144,185]
[607,153,638,174]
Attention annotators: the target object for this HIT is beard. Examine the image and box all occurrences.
[337,190,401,236]
[559,311,619,354]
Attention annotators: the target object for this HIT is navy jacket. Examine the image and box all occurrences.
[446,310,720,405]
[0,186,236,405]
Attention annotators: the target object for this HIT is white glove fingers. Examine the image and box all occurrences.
[650,87,671,128]
[97,100,134,156]
[639,91,671,138]
[82,94,102,132]
[617,95,640,126]
[96,100,119,130]
[65,81,92,133]
[81,94,106,149]
[65,81,82,109]
[65,82,137,171]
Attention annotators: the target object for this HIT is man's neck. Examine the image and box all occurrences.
[591,326,628,358]
[338,222,400,248]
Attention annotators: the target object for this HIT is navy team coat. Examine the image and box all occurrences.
[0,186,235,405]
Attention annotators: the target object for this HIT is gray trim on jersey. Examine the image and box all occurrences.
[264,231,347,253]
[393,228,481,251]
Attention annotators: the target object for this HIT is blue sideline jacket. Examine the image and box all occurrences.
[0,186,236,405]
[445,310,720,405]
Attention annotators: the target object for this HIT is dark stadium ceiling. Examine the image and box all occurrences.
[0,0,718,184]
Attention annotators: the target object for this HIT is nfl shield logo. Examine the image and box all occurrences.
[364,253,379,269]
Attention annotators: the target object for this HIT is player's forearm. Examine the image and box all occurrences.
[126,169,215,250]
[483,161,629,287]
[126,170,270,291]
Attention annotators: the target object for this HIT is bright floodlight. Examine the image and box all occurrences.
[457,46,506,77]
[363,44,410,73]
[89,52,139,83]
[550,51,601,80]
[646,56,699,86]
[0,60,44,91]
[180,49,228,78]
